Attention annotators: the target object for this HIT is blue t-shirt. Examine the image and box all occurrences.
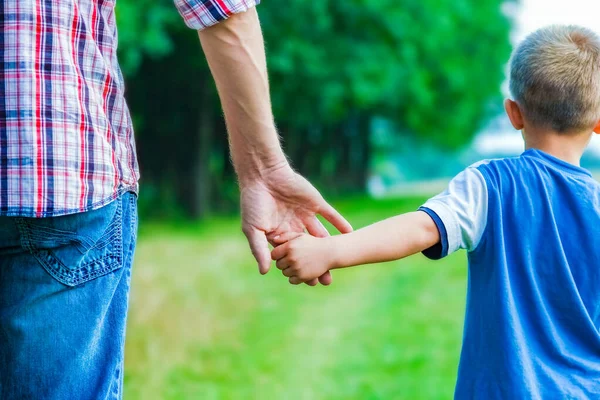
[420,149,600,399]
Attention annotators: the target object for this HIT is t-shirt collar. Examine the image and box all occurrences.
[522,148,593,178]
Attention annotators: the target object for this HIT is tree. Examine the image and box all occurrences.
[260,0,513,188]
[116,0,514,218]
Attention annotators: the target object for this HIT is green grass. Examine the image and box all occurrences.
[124,197,467,400]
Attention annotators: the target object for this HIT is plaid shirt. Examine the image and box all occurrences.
[0,0,259,217]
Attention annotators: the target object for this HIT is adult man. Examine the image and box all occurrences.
[0,1,351,397]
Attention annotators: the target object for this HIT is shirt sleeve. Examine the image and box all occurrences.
[418,165,489,260]
[173,0,261,30]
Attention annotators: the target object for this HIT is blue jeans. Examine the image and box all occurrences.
[0,192,138,399]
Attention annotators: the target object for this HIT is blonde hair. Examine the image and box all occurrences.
[509,25,600,133]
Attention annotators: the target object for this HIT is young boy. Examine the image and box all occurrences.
[271,25,600,398]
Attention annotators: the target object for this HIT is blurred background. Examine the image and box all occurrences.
[116,0,600,398]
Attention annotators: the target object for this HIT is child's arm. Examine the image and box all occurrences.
[271,211,440,285]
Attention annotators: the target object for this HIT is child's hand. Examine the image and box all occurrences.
[271,233,339,285]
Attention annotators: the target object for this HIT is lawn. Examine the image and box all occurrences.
[123,197,468,400]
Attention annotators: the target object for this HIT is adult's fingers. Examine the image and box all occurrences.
[319,201,353,234]
[305,279,319,286]
[243,226,271,275]
[282,267,295,278]
[305,216,329,238]
[318,271,333,286]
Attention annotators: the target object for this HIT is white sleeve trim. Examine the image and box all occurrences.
[421,166,488,254]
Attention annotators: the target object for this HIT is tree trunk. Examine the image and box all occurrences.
[355,115,371,190]
[191,90,214,219]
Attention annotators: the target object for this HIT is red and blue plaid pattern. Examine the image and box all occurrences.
[175,0,260,30]
[0,0,258,217]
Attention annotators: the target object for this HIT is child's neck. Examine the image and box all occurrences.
[523,128,591,167]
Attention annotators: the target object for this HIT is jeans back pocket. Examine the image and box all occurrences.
[15,199,124,287]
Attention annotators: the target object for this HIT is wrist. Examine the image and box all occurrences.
[236,147,289,186]
[327,235,346,270]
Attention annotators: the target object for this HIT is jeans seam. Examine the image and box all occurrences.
[129,194,137,243]
[14,218,33,252]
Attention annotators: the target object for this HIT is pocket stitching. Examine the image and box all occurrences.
[15,200,124,287]
[32,250,122,286]
[16,219,95,251]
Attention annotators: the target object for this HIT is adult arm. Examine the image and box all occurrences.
[175,3,353,284]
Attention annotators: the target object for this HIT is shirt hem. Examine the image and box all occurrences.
[0,183,139,218]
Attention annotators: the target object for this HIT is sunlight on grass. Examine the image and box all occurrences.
[124,197,467,400]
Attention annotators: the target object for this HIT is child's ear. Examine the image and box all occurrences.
[593,120,600,134]
[504,99,525,131]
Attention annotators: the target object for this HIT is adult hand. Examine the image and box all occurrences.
[241,163,353,286]
[198,9,351,285]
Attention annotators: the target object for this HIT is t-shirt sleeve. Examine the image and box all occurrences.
[418,166,488,260]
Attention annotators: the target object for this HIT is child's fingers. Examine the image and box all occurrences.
[318,271,333,286]
[282,267,295,278]
[276,257,290,270]
[289,276,302,285]
[305,279,319,287]
[271,231,304,246]
[271,243,290,261]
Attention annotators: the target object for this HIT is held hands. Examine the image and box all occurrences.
[240,163,352,286]
[271,233,340,285]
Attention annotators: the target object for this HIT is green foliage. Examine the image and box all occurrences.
[116,0,179,75]
[261,0,514,148]
[115,0,515,217]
